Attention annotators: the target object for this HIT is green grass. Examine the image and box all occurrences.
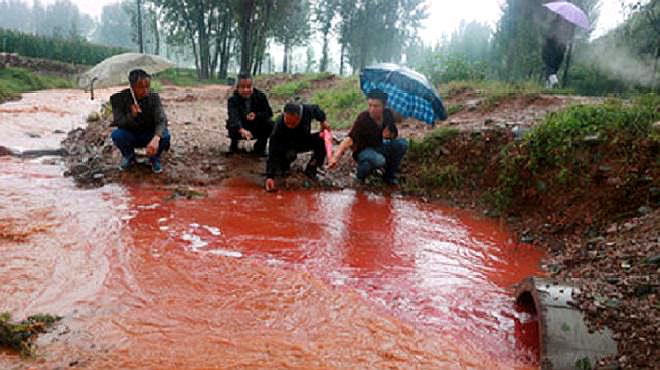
[439,80,575,111]
[152,68,229,87]
[0,67,73,101]
[310,76,364,129]
[271,80,311,98]
[493,93,660,210]
[1,312,61,357]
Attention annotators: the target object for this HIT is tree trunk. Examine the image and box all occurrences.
[339,43,345,76]
[283,42,290,73]
[561,42,573,88]
[136,0,143,53]
[320,33,329,72]
[153,9,160,55]
[239,0,255,74]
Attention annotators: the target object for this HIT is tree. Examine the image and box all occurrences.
[92,1,136,49]
[315,0,337,72]
[0,0,33,33]
[273,0,312,73]
[336,0,427,73]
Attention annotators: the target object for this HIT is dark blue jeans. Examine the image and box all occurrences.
[356,138,408,181]
[111,128,171,160]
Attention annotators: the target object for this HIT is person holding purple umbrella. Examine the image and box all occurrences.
[541,1,591,88]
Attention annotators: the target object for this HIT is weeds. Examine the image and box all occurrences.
[0,312,61,357]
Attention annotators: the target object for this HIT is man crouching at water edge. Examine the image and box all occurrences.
[110,69,171,174]
[226,72,274,156]
[264,101,330,192]
[328,89,407,185]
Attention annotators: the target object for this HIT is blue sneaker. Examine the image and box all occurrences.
[119,156,137,170]
[150,158,163,174]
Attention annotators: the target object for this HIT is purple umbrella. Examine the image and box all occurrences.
[543,1,591,30]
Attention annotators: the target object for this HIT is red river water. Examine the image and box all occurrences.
[1,90,543,369]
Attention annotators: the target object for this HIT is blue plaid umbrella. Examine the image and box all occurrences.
[360,63,447,125]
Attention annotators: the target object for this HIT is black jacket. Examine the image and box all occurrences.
[226,88,273,130]
[348,108,400,160]
[266,104,327,178]
[110,89,168,137]
[269,104,326,150]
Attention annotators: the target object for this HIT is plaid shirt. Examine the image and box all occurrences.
[361,80,438,124]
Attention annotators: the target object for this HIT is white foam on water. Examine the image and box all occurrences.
[202,225,221,236]
[206,248,242,258]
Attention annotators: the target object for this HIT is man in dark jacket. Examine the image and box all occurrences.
[226,73,273,156]
[110,69,171,173]
[264,102,329,192]
[328,89,407,185]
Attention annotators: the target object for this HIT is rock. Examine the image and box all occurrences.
[638,206,652,216]
[652,121,660,132]
[583,133,601,144]
[86,112,100,122]
[484,118,494,125]
[26,132,41,138]
[92,173,104,180]
[643,255,660,265]
[606,224,618,234]
[184,121,192,126]
[53,129,66,134]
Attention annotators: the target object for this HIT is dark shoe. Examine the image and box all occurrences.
[119,156,137,171]
[150,158,163,174]
[384,177,400,186]
[304,164,318,180]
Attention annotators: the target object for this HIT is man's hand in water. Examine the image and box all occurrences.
[327,156,338,170]
[265,178,276,192]
[239,128,253,140]
[130,104,142,118]
[146,136,160,157]
[246,112,256,121]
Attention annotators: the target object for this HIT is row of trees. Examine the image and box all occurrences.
[1,0,428,80]
[143,0,427,79]
[0,0,94,40]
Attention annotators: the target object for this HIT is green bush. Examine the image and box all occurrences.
[311,76,364,129]
[0,28,126,66]
[493,94,660,210]
[566,63,656,97]
[153,68,228,87]
[271,80,311,98]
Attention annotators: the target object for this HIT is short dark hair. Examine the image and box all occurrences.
[283,102,302,115]
[367,89,388,105]
[237,72,252,81]
[128,69,151,85]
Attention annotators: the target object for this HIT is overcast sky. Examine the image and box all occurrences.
[32,0,634,42]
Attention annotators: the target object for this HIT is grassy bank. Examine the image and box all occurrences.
[310,76,364,128]
[0,312,61,357]
[0,67,73,102]
[404,93,660,224]
[153,68,232,87]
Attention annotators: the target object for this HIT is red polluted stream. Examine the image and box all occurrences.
[1,160,542,369]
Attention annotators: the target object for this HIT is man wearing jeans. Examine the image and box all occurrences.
[328,89,407,185]
[110,69,170,173]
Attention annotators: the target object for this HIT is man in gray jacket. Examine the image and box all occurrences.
[110,69,171,173]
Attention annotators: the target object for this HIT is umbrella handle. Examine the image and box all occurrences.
[129,85,138,105]
[90,77,97,101]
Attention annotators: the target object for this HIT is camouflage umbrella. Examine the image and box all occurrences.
[78,53,174,98]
